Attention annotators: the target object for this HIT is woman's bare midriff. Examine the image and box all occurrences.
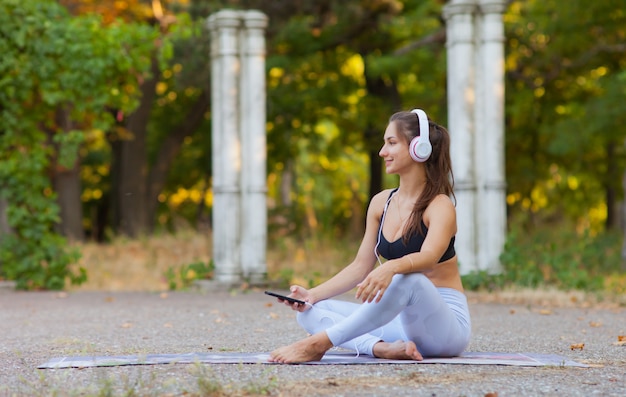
[422,258,464,292]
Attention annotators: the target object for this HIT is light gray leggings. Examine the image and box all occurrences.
[297,273,471,357]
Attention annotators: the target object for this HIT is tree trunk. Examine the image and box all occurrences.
[365,125,383,199]
[280,159,294,207]
[606,140,626,269]
[0,199,11,236]
[605,141,619,231]
[362,62,401,199]
[51,106,85,242]
[53,165,84,242]
[619,141,626,272]
[0,198,9,279]
[114,55,160,237]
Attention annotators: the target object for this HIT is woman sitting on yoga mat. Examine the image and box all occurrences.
[268,109,471,364]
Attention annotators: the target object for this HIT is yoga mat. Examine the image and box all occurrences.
[38,351,589,369]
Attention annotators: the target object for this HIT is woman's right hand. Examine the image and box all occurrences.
[285,285,313,312]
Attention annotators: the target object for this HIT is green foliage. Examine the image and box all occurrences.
[0,0,80,289]
[271,269,294,289]
[504,0,626,229]
[463,219,622,293]
[165,260,214,290]
[461,271,506,292]
[0,142,86,289]
[0,0,156,289]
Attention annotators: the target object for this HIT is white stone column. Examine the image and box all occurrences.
[207,10,243,284]
[444,0,507,275]
[240,10,268,284]
[207,10,268,287]
[476,0,507,273]
[443,0,479,275]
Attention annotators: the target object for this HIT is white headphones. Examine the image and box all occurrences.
[408,109,432,162]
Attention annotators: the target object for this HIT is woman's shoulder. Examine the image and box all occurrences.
[431,193,455,205]
[423,194,457,229]
[425,194,456,215]
[367,188,397,215]
[371,188,397,204]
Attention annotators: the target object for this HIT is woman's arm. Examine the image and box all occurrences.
[305,190,389,304]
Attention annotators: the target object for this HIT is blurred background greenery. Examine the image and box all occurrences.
[0,0,625,297]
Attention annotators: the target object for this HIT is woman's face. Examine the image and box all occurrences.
[379,121,412,174]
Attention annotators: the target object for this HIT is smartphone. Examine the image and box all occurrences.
[264,291,306,305]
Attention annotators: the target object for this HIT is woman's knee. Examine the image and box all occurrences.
[296,307,338,334]
[296,310,313,328]
[384,273,438,308]
[389,272,432,290]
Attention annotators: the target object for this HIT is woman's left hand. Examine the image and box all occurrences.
[355,265,395,303]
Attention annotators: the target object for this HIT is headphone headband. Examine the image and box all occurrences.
[409,109,432,162]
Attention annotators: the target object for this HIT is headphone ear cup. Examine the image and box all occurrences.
[409,135,432,162]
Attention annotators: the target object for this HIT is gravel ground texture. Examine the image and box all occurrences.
[0,287,624,397]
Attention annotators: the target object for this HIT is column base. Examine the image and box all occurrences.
[245,272,268,286]
[194,279,243,292]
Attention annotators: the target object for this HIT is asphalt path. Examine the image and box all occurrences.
[0,288,624,396]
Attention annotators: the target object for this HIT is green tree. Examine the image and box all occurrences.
[504,0,626,232]
[0,0,156,289]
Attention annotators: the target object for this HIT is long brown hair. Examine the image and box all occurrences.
[389,110,455,242]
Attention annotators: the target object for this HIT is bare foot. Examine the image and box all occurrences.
[268,332,333,363]
[373,340,423,361]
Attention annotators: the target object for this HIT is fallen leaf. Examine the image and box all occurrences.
[614,335,626,346]
[163,322,173,328]
[269,312,279,319]
[539,309,552,315]
[160,292,168,299]
[121,322,133,328]
[56,292,68,299]
[509,309,515,314]
[265,302,273,307]
[589,321,602,328]
[105,296,115,303]
[485,393,498,397]
[570,343,584,351]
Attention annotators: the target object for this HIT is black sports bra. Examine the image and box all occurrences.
[376,189,456,262]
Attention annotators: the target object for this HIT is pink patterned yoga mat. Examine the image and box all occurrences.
[38,351,588,369]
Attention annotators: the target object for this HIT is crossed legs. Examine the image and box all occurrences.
[269,273,471,363]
